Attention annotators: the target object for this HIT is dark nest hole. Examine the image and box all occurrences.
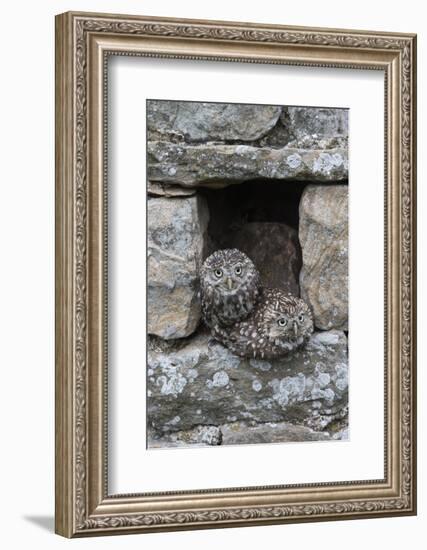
[199,179,307,237]
[199,180,313,297]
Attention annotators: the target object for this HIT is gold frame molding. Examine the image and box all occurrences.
[55,11,417,538]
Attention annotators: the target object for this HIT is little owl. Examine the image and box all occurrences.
[200,249,261,331]
[212,288,314,359]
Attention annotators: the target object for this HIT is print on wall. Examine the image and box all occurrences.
[146,100,349,449]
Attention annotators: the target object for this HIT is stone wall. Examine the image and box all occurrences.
[147,101,349,447]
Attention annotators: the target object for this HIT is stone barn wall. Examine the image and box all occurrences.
[146,101,348,447]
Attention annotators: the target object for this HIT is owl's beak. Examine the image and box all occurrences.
[227,277,233,290]
[293,321,298,338]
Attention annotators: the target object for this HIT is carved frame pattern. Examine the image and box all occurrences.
[55,11,416,537]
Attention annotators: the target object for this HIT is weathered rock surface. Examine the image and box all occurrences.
[147,100,282,143]
[145,101,350,447]
[254,106,348,150]
[148,180,196,197]
[147,329,348,434]
[221,420,342,445]
[147,420,342,448]
[228,222,302,296]
[148,142,348,187]
[147,101,348,148]
[299,185,348,331]
[148,425,223,448]
[147,196,209,339]
[283,107,348,147]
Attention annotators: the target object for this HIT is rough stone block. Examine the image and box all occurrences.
[147,195,209,339]
[299,185,348,331]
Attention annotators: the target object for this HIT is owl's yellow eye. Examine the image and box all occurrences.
[278,318,287,327]
[214,268,223,278]
[235,266,242,276]
[298,313,305,323]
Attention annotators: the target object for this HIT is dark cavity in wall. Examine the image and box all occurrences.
[199,180,311,297]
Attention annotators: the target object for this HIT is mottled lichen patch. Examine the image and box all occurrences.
[250,359,272,371]
[156,373,187,397]
[313,152,345,176]
[252,380,262,392]
[147,329,348,438]
[207,370,230,389]
[286,153,302,169]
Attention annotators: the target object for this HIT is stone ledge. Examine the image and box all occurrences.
[147,329,348,435]
[148,142,348,187]
[147,419,347,449]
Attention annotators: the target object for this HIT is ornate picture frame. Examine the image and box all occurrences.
[55,11,417,537]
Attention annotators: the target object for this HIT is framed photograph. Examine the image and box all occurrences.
[55,11,417,537]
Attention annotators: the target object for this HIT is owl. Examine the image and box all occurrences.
[214,288,314,359]
[200,249,261,331]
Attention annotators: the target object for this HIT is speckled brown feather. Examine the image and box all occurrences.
[212,288,314,359]
[200,249,261,329]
